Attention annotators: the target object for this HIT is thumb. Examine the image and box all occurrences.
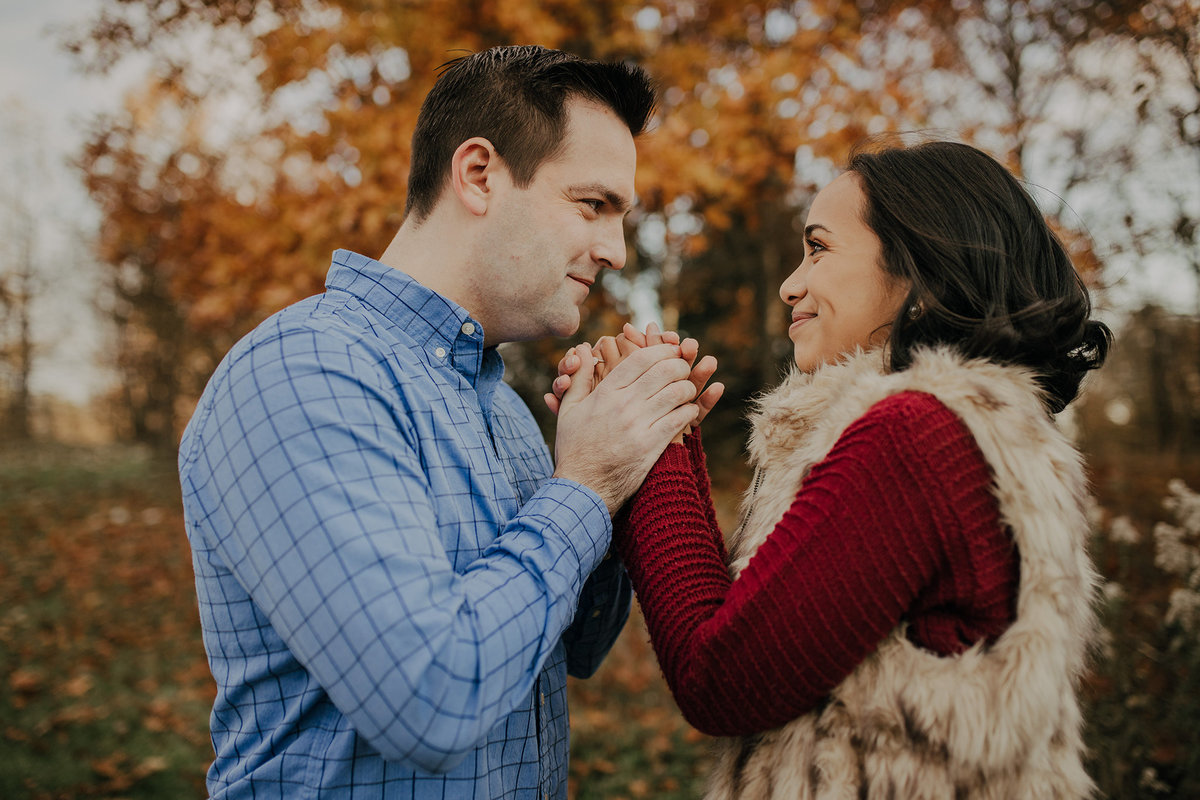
[558,342,596,417]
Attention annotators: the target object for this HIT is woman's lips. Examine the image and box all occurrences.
[788,313,816,334]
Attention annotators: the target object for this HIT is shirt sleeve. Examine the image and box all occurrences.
[560,554,632,678]
[613,391,1006,737]
[179,324,612,773]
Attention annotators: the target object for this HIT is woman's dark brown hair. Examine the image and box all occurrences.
[847,138,1112,413]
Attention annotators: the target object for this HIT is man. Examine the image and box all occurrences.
[179,46,700,799]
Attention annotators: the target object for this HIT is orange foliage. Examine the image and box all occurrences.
[78,0,911,333]
[71,0,933,448]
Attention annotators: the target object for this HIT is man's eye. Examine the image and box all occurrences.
[582,199,603,212]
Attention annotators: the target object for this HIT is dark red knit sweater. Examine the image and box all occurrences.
[613,391,1018,737]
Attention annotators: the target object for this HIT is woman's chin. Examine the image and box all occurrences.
[792,354,819,373]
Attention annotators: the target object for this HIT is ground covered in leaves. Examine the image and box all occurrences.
[0,445,212,798]
[4,443,1198,798]
[0,445,710,798]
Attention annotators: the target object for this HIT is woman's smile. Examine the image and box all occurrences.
[788,311,816,336]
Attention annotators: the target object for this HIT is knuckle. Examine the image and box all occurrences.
[648,359,682,382]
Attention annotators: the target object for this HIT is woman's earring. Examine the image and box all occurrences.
[907,302,923,320]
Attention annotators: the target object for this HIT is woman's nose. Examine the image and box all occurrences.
[778,261,808,305]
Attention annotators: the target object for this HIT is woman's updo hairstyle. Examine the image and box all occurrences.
[846,137,1112,413]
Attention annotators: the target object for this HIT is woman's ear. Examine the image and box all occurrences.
[450,137,499,217]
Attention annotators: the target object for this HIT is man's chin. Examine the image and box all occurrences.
[550,312,583,340]
[503,316,581,344]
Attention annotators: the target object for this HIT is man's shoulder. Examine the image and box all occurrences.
[183,294,421,433]
[226,290,423,373]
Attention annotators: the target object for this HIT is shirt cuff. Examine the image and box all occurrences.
[515,477,614,578]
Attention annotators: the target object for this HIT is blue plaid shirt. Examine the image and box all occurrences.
[179,250,631,799]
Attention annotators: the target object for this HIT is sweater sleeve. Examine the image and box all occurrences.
[614,391,1010,737]
[685,428,727,557]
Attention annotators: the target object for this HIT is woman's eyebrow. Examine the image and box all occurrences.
[804,224,832,238]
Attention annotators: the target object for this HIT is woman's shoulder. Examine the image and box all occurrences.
[855,390,970,441]
[834,390,989,484]
[864,389,953,420]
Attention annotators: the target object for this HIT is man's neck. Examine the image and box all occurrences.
[379,211,474,311]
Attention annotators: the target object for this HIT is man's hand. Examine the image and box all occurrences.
[552,342,699,515]
[543,324,679,414]
[545,323,723,434]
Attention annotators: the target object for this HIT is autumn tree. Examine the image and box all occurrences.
[69,0,915,457]
[0,103,47,442]
[857,0,1200,308]
[1055,0,1200,312]
[0,203,37,443]
[78,80,232,451]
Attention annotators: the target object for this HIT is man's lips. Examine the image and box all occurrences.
[569,275,594,289]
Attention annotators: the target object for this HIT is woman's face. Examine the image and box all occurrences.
[779,172,910,373]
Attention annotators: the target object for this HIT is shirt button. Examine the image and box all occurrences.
[540,692,545,706]
[461,322,476,336]
[434,346,446,358]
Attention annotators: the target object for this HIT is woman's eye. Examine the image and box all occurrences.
[806,238,826,255]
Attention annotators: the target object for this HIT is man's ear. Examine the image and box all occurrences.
[450,137,501,217]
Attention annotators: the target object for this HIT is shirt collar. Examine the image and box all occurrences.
[326,249,504,399]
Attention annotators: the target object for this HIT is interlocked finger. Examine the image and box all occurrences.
[594,336,622,381]
[601,343,685,391]
[625,358,696,417]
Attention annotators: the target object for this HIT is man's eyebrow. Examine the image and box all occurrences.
[570,183,633,214]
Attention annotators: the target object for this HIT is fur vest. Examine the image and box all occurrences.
[707,347,1098,800]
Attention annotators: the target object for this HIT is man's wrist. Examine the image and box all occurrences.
[536,477,615,556]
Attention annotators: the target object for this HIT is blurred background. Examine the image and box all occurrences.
[1,0,1198,797]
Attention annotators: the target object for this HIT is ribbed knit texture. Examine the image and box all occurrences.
[613,391,1018,737]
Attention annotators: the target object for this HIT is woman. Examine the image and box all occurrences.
[555,139,1111,798]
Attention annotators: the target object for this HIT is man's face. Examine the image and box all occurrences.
[468,98,637,346]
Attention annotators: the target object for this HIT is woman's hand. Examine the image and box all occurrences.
[546,323,723,439]
[552,341,700,515]
[625,324,722,442]
[544,323,679,414]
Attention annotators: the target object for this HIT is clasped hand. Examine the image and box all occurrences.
[549,323,724,516]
